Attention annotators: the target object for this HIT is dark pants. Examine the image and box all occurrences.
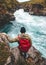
[20,51,27,58]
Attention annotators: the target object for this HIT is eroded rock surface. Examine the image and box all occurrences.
[0,33,46,65]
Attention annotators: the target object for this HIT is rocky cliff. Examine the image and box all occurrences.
[0,0,19,11]
[0,0,46,25]
[0,0,46,14]
[21,0,46,6]
[0,33,46,65]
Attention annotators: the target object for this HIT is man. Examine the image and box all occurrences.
[8,27,32,58]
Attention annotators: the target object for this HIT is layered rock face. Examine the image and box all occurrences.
[0,33,10,65]
[0,0,46,25]
[0,33,46,65]
[0,1,16,26]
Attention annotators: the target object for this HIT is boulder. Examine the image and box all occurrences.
[0,33,11,65]
[0,8,15,26]
[0,33,46,65]
[10,46,46,65]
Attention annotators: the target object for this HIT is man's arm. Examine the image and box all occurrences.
[6,35,19,43]
[0,33,19,43]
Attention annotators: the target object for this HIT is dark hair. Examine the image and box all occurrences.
[20,27,26,33]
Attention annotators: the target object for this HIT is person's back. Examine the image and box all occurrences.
[9,27,32,52]
[7,27,32,58]
[17,27,32,58]
[18,33,32,52]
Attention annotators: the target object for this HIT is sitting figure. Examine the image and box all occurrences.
[8,27,32,58]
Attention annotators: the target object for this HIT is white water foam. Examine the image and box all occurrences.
[13,9,46,58]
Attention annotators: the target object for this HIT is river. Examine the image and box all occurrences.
[0,9,46,58]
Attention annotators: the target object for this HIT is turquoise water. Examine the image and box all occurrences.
[0,9,46,58]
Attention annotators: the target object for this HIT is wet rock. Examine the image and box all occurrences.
[8,14,15,21]
[23,4,46,16]
[5,12,15,21]
[0,4,15,26]
[0,13,15,27]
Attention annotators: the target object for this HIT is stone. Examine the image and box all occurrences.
[0,33,46,65]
